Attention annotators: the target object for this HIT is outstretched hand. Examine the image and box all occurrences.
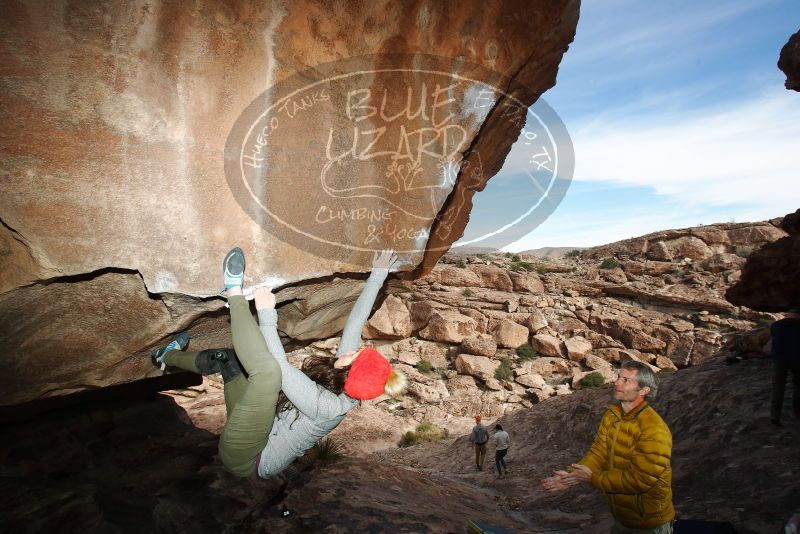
[253,286,276,311]
[373,249,400,271]
[540,464,591,493]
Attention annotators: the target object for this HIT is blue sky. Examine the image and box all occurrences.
[462,0,800,251]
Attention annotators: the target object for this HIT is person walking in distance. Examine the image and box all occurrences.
[493,423,510,478]
[471,415,489,470]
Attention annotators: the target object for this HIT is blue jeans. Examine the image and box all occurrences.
[495,448,507,473]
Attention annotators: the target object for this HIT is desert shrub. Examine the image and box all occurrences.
[456,259,467,268]
[416,359,434,374]
[462,288,475,297]
[316,436,344,462]
[516,344,537,361]
[581,372,605,388]
[734,245,753,258]
[494,357,513,381]
[510,261,536,272]
[600,257,620,269]
[399,421,448,447]
[477,253,491,261]
[565,249,581,259]
[511,254,521,262]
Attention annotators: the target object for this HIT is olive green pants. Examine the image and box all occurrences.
[164,295,281,477]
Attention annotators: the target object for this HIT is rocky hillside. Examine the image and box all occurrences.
[239,218,784,449]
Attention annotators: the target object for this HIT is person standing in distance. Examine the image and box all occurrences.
[541,361,674,534]
[770,308,800,427]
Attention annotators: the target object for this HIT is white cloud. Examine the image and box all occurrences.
[500,88,800,215]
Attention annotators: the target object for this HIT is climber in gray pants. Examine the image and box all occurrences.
[153,248,406,478]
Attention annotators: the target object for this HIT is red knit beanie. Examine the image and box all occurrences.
[344,348,391,400]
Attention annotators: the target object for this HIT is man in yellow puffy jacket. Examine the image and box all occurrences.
[541,361,675,534]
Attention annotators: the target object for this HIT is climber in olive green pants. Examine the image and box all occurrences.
[154,248,281,478]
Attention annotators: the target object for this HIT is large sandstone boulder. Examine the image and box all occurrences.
[460,333,498,357]
[419,310,478,344]
[526,310,549,332]
[0,0,579,405]
[515,372,547,389]
[531,333,566,357]
[467,265,514,291]
[432,265,482,288]
[508,271,545,293]
[454,354,500,382]
[646,241,673,261]
[564,336,593,362]
[362,295,412,340]
[664,236,714,261]
[409,300,451,331]
[492,319,530,349]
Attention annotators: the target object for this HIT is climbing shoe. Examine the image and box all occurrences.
[223,247,245,291]
[152,331,189,370]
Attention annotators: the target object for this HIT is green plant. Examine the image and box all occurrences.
[494,357,513,381]
[416,359,435,374]
[580,372,605,388]
[456,259,466,268]
[600,257,620,269]
[516,344,538,361]
[399,421,448,447]
[510,261,536,272]
[565,249,581,259]
[477,253,491,261]
[399,431,418,447]
[316,436,344,462]
[462,288,475,297]
[416,421,434,433]
[734,245,753,258]
[511,254,521,262]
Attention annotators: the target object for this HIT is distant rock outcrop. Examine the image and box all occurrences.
[727,209,800,311]
[779,29,800,91]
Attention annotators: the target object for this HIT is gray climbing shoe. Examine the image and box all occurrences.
[152,331,189,369]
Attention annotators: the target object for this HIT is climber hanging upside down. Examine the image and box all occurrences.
[152,248,407,478]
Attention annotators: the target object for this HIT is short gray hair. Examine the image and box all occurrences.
[621,360,658,400]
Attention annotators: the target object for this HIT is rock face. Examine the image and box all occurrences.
[0,0,580,405]
[779,29,800,91]
[727,210,800,311]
